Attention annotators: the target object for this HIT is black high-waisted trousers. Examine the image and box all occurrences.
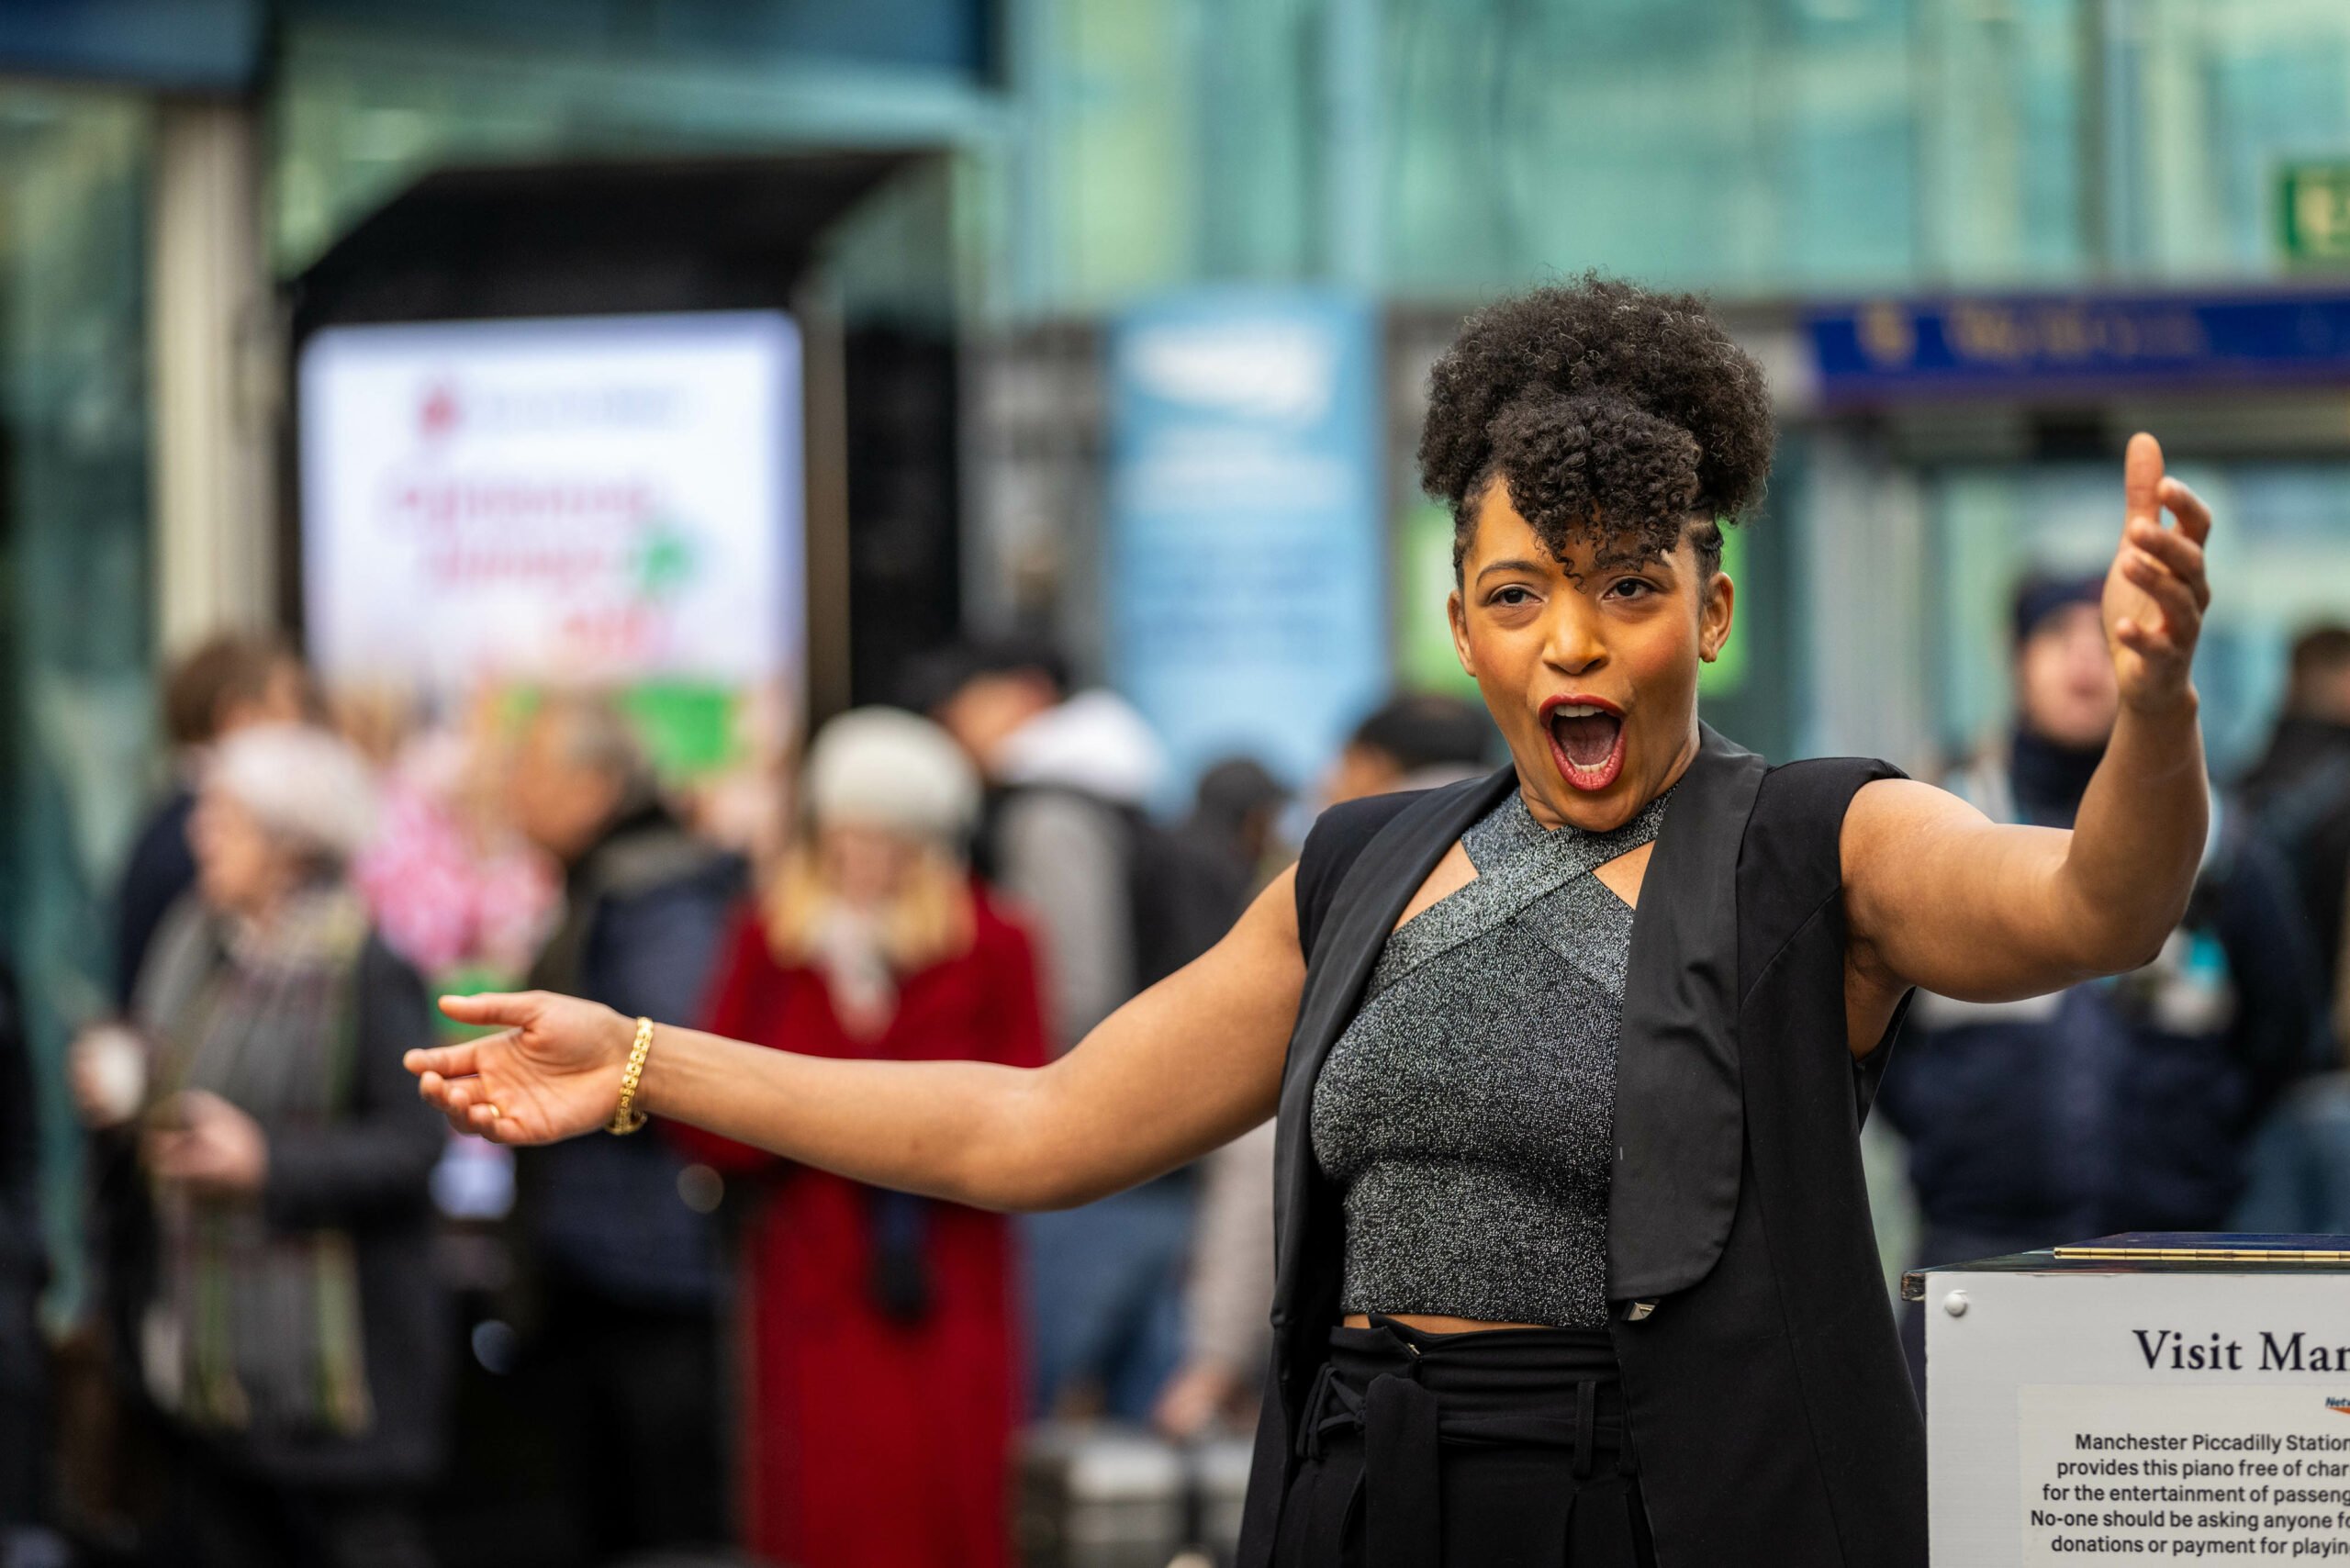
[1271,1316,1656,1568]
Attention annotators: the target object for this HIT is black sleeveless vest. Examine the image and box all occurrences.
[1235,724,1929,1568]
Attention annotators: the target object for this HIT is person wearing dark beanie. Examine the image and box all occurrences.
[1877,569,2322,1396]
[2005,573,2113,826]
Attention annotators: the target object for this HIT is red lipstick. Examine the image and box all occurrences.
[1540,693,1627,793]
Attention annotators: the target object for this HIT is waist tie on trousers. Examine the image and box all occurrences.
[1296,1316,1636,1568]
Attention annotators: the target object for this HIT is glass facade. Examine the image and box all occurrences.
[257,3,2350,317]
[1013,0,2350,313]
[0,84,155,1280]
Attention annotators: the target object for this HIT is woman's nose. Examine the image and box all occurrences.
[1543,605,1606,675]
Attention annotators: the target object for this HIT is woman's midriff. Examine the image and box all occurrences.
[1340,1312,1552,1334]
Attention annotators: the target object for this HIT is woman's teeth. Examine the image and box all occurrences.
[1548,707,1626,790]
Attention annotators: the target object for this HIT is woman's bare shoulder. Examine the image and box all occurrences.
[1841,776,1986,875]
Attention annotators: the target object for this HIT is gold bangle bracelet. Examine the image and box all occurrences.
[608,1016,655,1136]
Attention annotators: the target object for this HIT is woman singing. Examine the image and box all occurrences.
[411,277,2216,1567]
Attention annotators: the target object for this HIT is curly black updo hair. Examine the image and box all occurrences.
[1418,274,1775,577]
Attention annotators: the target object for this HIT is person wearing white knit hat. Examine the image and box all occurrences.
[200,722,380,880]
[780,707,986,1035]
[657,706,1047,1568]
[800,706,981,847]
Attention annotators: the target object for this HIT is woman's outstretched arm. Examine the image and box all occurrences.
[410,868,1305,1213]
[1841,431,2212,1020]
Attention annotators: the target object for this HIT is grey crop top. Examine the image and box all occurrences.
[1307,785,1673,1328]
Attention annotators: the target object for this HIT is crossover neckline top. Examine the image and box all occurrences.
[1248,734,1929,1568]
[1308,787,1673,1328]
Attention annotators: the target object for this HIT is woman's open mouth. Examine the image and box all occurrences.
[1544,698,1626,792]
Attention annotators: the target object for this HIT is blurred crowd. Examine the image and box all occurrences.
[0,588,2346,1568]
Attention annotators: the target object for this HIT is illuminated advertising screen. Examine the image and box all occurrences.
[298,311,802,705]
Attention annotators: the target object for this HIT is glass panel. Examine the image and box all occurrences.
[0,83,154,1303]
[1013,0,2101,312]
[1383,0,1916,295]
[2123,0,2350,279]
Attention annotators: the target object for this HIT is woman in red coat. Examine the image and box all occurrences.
[672,708,1046,1568]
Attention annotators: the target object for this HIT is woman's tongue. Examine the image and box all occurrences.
[1556,712,1621,771]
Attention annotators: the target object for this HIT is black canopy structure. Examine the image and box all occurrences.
[288,151,921,331]
[283,149,959,715]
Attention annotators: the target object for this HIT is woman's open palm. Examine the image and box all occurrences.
[408,990,636,1145]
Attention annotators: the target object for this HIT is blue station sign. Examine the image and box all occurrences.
[1807,290,2350,403]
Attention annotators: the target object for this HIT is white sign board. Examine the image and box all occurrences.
[298,312,802,692]
[1926,1263,2350,1564]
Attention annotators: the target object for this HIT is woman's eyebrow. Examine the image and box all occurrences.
[1473,557,1550,583]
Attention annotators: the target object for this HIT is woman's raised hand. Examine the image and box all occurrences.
[2106,431,2214,714]
[408,991,637,1145]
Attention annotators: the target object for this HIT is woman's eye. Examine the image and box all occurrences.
[1608,578,1657,600]
[1491,586,1535,607]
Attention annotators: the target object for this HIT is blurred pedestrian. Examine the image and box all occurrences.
[500,692,741,1562]
[73,724,445,1568]
[1173,757,1292,926]
[924,638,1214,1419]
[1154,759,1291,1439]
[2224,627,2350,1235]
[1319,692,1495,806]
[2240,623,2350,1027]
[350,691,557,980]
[670,708,1046,1568]
[114,635,310,1007]
[1878,574,2324,1391]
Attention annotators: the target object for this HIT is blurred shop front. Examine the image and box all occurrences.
[0,0,999,1307]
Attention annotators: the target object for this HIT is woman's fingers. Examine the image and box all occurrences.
[2122,432,2165,523]
[406,1040,480,1081]
[438,991,536,1029]
[2159,476,2214,545]
[2125,520,2210,609]
[417,1063,520,1141]
[2120,552,2202,644]
[418,1070,485,1112]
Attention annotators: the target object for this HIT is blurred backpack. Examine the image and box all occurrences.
[976,784,1240,992]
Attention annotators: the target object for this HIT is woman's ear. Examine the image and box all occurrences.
[1699,570,1736,664]
[1447,588,1475,678]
